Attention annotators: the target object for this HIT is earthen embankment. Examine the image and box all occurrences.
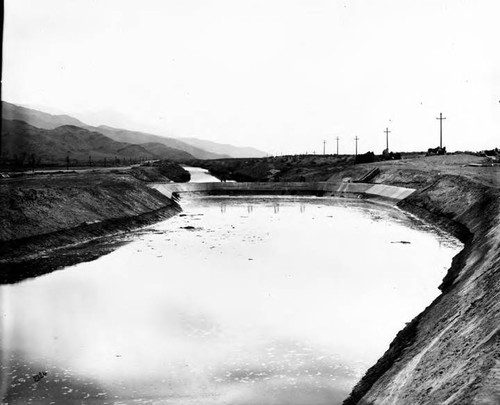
[0,172,180,282]
[343,161,499,405]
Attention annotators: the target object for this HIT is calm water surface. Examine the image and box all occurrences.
[0,195,461,405]
[183,166,221,183]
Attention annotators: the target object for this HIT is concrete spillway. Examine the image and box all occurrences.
[152,182,415,204]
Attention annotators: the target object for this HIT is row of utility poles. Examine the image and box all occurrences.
[321,112,447,155]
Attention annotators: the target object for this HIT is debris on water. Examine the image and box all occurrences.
[181,226,196,230]
[391,240,411,244]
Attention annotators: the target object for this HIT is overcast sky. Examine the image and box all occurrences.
[3,0,500,155]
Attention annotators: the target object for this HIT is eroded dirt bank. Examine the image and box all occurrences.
[0,171,180,283]
[342,158,500,404]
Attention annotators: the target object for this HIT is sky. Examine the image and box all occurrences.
[3,0,500,155]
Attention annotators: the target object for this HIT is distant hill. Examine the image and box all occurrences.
[1,101,267,159]
[2,101,87,129]
[1,119,160,164]
[139,142,194,161]
[95,125,229,160]
[179,137,268,158]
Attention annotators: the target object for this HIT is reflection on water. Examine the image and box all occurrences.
[0,196,461,405]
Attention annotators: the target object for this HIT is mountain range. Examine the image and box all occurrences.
[178,137,268,159]
[92,125,226,160]
[2,120,157,164]
[1,101,268,163]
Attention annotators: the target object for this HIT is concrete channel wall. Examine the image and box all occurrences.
[152,182,415,204]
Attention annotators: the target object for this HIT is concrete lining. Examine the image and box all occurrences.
[152,182,415,203]
[366,184,416,200]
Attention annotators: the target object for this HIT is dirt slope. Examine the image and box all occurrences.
[0,172,180,283]
[342,157,499,405]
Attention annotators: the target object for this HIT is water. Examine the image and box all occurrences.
[184,166,221,183]
[0,195,461,405]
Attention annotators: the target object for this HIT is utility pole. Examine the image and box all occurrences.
[323,140,326,155]
[384,127,391,151]
[436,112,446,148]
[354,136,359,156]
[336,136,340,155]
